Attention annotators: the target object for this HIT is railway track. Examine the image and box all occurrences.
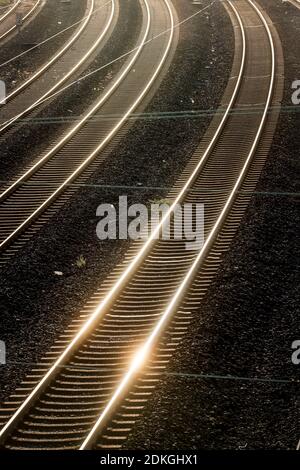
[0,0,42,44]
[0,0,284,451]
[0,0,116,130]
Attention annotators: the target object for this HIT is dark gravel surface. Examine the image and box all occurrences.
[124,0,300,450]
[0,0,87,92]
[0,0,233,400]
[0,0,142,186]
